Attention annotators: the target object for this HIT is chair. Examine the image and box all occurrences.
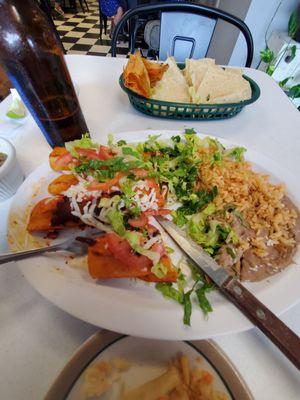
[39,0,66,54]
[62,0,89,13]
[111,2,253,67]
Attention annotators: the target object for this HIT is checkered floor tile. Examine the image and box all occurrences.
[53,0,129,57]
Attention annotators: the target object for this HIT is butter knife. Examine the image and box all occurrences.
[156,216,300,370]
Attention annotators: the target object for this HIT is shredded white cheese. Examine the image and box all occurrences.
[143,235,161,250]
[132,181,159,212]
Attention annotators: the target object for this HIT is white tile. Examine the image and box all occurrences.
[90,45,111,53]
[68,18,84,23]
[86,28,100,34]
[57,25,74,32]
[62,42,74,50]
[86,16,99,21]
[76,38,98,45]
[67,50,88,55]
[65,31,86,38]
[54,20,64,26]
[77,23,95,29]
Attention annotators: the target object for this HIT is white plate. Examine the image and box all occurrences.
[8,130,300,340]
[45,331,253,400]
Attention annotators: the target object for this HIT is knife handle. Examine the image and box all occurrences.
[221,278,300,370]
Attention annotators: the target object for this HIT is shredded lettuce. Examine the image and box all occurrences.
[107,133,114,147]
[65,134,96,157]
[186,203,239,256]
[172,188,218,227]
[151,262,168,279]
[124,231,161,267]
[226,146,246,162]
[195,283,214,317]
[155,283,184,304]
[122,147,141,159]
[106,209,125,236]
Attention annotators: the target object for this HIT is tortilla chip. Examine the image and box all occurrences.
[152,57,190,103]
[184,58,215,87]
[224,67,244,75]
[193,67,251,104]
[142,58,168,87]
[123,52,151,98]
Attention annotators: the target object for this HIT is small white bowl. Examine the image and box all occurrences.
[0,138,24,201]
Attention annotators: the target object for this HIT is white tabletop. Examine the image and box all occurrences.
[0,55,300,400]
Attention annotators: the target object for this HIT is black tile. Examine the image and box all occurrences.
[83,32,100,39]
[62,36,79,43]
[71,43,93,51]
[84,18,98,23]
[87,52,108,56]
[75,14,86,18]
[73,27,90,32]
[64,21,80,26]
[95,39,111,46]
[93,24,100,29]
[109,47,129,55]
[57,30,69,36]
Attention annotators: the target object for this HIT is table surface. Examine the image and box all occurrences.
[0,55,300,400]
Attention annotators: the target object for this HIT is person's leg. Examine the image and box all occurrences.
[110,6,123,39]
[113,6,123,26]
[54,1,65,17]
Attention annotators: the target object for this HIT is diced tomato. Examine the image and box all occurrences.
[106,232,152,271]
[88,236,150,279]
[75,146,112,161]
[132,168,148,178]
[98,145,111,160]
[146,223,159,236]
[75,148,101,160]
[55,152,74,167]
[151,242,166,257]
[140,255,177,283]
[144,208,171,216]
[87,172,126,191]
[128,213,148,228]
[143,151,156,158]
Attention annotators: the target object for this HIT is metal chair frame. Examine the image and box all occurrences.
[111,2,254,67]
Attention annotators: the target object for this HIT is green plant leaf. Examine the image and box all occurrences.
[266,64,275,76]
[279,76,291,88]
[259,48,275,63]
[290,44,297,59]
[288,84,300,99]
[288,10,298,38]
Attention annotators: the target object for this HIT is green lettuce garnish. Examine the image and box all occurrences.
[151,262,168,279]
[106,209,125,236]
[66,134,96,157]
[226,146,246,162]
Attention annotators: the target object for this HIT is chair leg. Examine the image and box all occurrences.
[129,18,136,54]
[129,17,139,54]
[104,16,108,35]
[84,0,89,12]
[77,0,85,13]
[99,13,103,40]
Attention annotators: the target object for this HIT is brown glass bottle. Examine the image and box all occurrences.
[0,0,88,147]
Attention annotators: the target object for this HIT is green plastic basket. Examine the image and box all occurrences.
[119,66,260,120]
